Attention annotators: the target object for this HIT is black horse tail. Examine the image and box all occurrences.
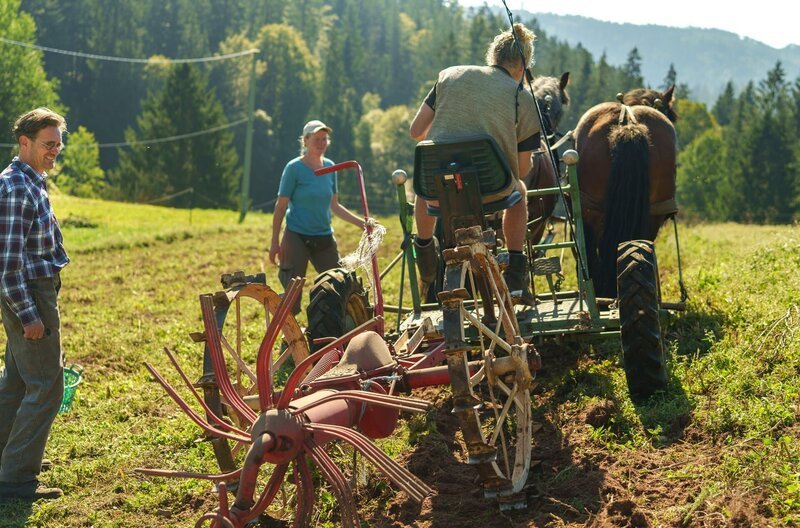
[597,123,651,297]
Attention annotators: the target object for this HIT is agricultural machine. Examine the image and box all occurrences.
[138,133,686,526]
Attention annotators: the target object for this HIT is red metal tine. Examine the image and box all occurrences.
[276,316,382,409]
[295,455,315,527]
[304,437,360,528]
[231,460,288,525]
[256,277,305,412]
[162,347,250,437]
[291,390,430,416]
[315,161,384,336]
[143,362,250,444]
[230,432,278,515]
[200,294,258,424]
[305,423,433,503]
[217,482,230,521]
[136,467,242,482]
[193,513,235,528]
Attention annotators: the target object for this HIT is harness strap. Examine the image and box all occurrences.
[650,197,679,216]
[530,130,574,157]
[581,191,678,216]
[619,104,637,125]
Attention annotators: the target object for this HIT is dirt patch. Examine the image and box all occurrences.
[355,345,763,528]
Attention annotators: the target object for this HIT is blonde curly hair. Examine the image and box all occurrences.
[485,23,536,70]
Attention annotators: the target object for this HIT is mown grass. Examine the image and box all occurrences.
[0,193,797,527]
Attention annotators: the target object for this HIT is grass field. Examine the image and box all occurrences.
[0,194,798,527]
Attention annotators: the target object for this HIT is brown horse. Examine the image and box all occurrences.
[574,86,678,297]
[525,72,570,243]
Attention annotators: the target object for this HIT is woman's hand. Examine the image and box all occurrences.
[269,241,280,265]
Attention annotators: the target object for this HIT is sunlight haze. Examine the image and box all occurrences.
[459,0,799,49]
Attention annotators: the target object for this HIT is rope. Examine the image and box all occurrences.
[0,36,257,64]
[339,218,386,292]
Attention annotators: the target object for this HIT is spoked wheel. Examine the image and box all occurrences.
[439,227,538,510]
[198,276,310,479]
[197,287,430,527]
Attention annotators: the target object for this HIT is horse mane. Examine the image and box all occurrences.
[532,75,570,105]
[622,87,678,123]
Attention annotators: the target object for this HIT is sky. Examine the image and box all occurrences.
[458,0,800,49]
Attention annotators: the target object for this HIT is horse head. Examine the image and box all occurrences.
[532,71,570,137]
[620,85,678,123]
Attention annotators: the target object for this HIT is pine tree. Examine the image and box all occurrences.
[712,81,736,126]
[622,47,644,87]
[662,63,677,91]
[114,63,238,208]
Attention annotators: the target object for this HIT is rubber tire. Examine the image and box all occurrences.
[306,268,372,351]
[616,240,668,399]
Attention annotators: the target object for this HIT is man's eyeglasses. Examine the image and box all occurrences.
[35,140,64,153]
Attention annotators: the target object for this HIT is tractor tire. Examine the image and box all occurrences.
[306,268,372,351]
[616,240,668,399]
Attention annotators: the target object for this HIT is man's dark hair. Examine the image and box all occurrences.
[13,107,67,141]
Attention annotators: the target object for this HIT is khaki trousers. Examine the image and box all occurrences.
[278,229,340,314]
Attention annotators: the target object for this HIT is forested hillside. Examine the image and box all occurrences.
[2,0,800,221]
[526,12,800,105]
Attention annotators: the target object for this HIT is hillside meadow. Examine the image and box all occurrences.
[0,193,798,527]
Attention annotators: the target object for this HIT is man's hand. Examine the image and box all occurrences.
[23,320,45,340]
[269,242,280,265]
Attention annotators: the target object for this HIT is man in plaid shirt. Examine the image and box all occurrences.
[0,108,69,501]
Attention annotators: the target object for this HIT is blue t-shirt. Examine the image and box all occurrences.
[277,157,338,236]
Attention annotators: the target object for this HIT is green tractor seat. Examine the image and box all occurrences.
[413,135,521,248]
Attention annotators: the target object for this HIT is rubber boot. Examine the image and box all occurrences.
[414,237,440,302]
[503,252,536,306]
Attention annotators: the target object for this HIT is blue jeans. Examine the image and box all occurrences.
[0,275,63,484]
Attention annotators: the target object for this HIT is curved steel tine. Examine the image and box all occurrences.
[306,423,432,503]
[135,467,242,482]
[256,277,305,412]
[201,294,258,424]
[305,438,360,528]
[294,455,314,527]
[234,462,289,525]
[292,390,430,415]
[143,362,250,444]
[162,347,250,436]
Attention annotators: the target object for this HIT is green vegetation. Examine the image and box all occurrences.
[0,195,795,526]
[13,0,656,214]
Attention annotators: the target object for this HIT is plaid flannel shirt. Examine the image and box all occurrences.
[0,157,69,326]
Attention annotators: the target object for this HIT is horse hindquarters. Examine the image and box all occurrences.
[596,123,651,298]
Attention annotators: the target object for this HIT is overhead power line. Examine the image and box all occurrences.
[0,36,257,64]
[0,117,248,149]
[95,117,249,148]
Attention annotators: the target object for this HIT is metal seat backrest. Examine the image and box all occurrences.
[413,135,517,248]
[413,135,514,203]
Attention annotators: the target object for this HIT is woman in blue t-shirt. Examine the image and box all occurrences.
[269,120,365,314]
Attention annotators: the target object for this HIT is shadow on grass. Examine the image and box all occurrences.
[556,339,695,448]
[664,300,728,358]
[0,500,33,528]
[631,373,694,447]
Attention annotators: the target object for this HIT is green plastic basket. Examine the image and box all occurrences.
[59,365,83,414]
